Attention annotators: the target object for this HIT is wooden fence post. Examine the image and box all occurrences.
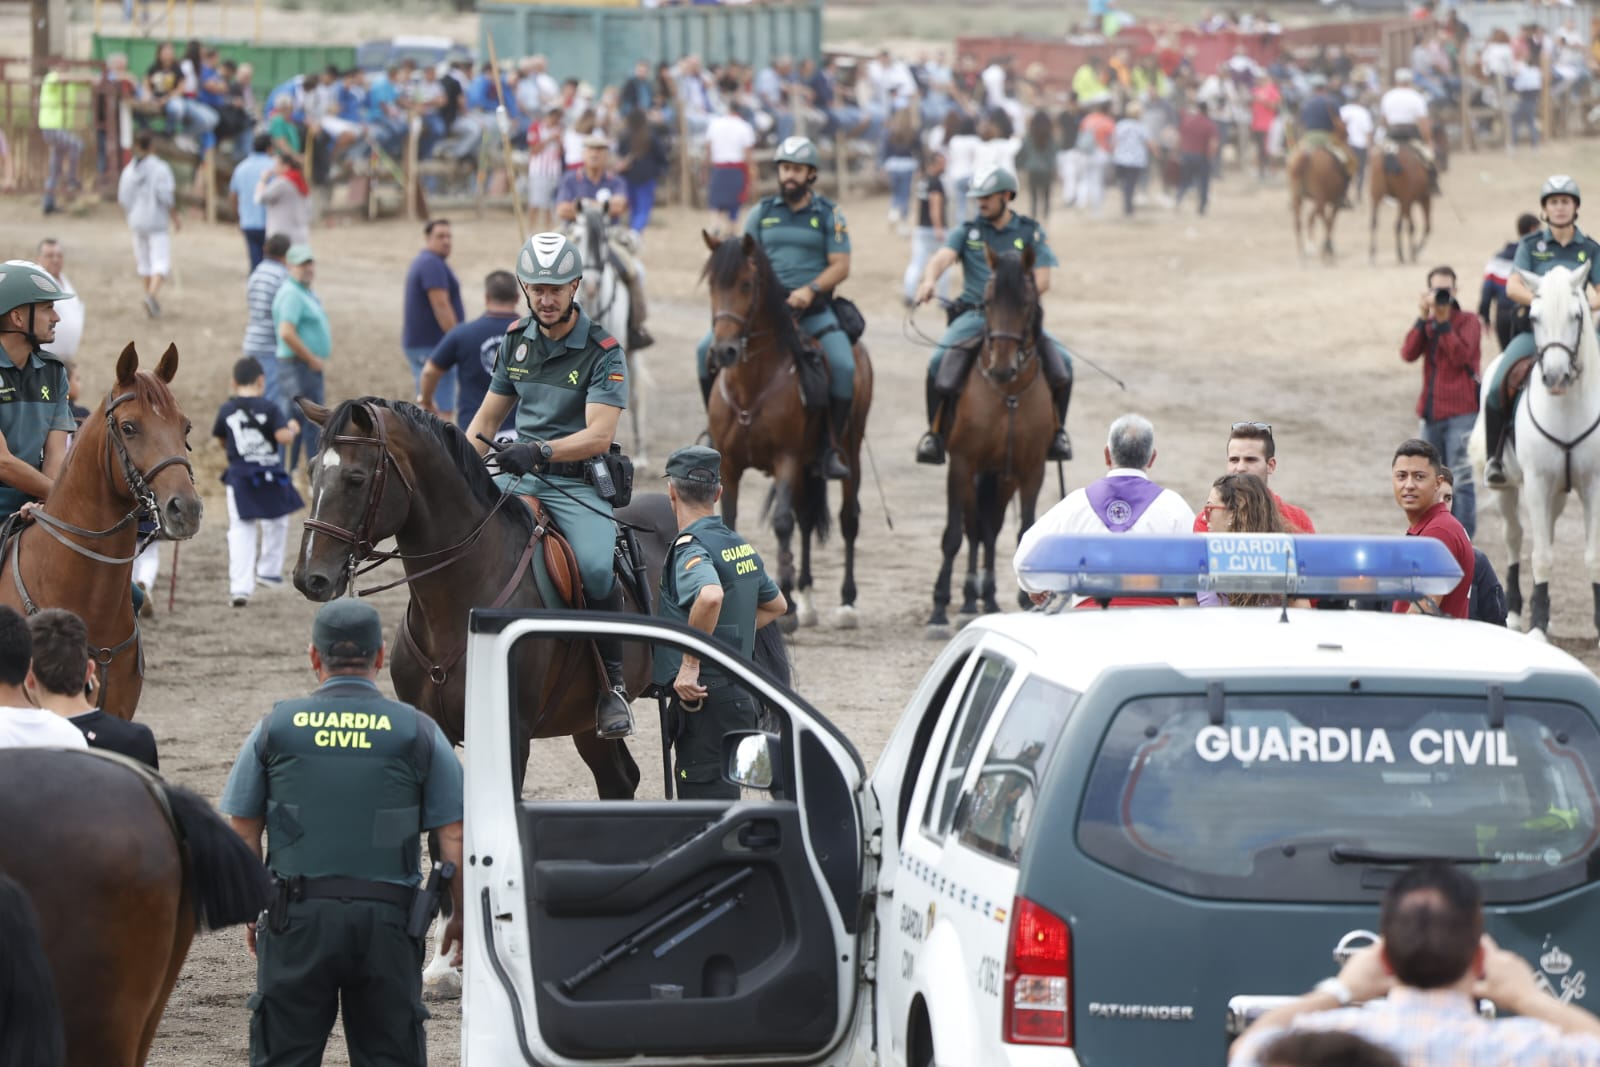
[405,114,420,222]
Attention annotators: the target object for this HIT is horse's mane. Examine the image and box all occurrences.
[988,251,1044,340]
[325,398,528,527]
[700,238,808,356]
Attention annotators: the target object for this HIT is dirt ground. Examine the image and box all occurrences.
[5,139,1599,1063]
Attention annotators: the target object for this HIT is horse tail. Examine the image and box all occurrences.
[0,872,64,1067]
[753,621,793,690]
[164,783,273,931]
[798,470,831,544]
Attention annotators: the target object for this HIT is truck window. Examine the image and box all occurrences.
[1078,693,1600,903]
[922,656,1013,841]
[956,676,1079,864]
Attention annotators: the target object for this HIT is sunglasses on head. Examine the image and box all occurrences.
[1231,421,1273,435]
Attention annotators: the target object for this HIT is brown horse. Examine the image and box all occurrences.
[293,398,693,796]
[0,343,201,719]
[701,232,874,628]
[1290,143,1351,263]
[928,248,1053,630]
[0,748,270,1067]
[1367,141,1434,264]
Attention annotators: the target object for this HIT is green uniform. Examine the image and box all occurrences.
[655,515,780,799]
[928,210,1064,379]
[0,350,73,518]
[696,193,855,401]
[1486,225,1600,422]
[489,310,628,596]
[219,676,465,1067]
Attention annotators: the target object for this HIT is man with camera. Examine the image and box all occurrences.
[1400,265,1481,537]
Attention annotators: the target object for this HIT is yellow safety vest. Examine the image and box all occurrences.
[38,72,68,131]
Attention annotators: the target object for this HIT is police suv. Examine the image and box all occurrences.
[459,533,1600,1065]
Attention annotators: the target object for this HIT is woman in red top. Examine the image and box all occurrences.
[1250,78,1281,179]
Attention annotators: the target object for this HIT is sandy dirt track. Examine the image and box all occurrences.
[4,139,1597,1064]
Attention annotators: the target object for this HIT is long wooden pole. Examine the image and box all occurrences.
[93,0,102,37]
[484,34,527,237]
[166,0,174,35]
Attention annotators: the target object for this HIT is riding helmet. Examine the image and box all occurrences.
[0,260,74,318]
[516,232,584,286]
[1541,174,1581,207]
[967,166,1020,199]
[773,136,821,170]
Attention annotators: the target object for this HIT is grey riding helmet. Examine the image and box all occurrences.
[773,136,820,169]
[967,166,1020,199]
[1541,175,1581,207]
[0,260,73,318]
[516,232,584,286]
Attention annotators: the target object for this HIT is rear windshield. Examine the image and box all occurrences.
[1079,693,1600,903]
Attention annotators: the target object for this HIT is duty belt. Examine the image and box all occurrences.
[542,461,589,479]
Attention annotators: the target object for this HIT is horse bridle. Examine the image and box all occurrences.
[28,388,195,566]
[1535,315,1587,383]
[300,401,511,597]
[979,295,1040,383]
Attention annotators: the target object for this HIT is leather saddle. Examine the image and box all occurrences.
[517,495,586,607]
[1501,354,1536,413]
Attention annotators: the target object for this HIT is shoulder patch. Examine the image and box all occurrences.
[674,534,696,546]
[596,334,620,351]
[683,555,705,571]
[507,316,529,335]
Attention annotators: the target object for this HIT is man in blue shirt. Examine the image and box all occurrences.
[229,133,275,270]
[419,270,519,434]
[402,219,465,419]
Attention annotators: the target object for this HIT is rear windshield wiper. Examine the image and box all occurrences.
[1329,846,1500,866]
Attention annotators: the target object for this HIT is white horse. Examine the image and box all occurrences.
[1470,262,1600,644]
[570,201,651,467]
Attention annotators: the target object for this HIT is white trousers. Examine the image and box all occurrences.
[227,487,290,598]
[133,542,160,588]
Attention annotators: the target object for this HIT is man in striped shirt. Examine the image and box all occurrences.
[1231,863,1600,1066]
[243,234,290,405]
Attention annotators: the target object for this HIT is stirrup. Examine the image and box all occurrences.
[628,325,654,351]
[915,432,946,466]
[821,448,850,480]
[1484,457,1509,488]
[596,686,634,739]
[1047,429,1073,462]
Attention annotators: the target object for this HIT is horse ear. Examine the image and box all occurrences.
[985,245,998,270]
[1517,268,1543,297]
[702,229,720,252]
[115,342,138,387]
[348,403,374,433]
[741,232,756,257]
[154,343,179,383]
[1022,245,1036,273]
[296,397,330,427]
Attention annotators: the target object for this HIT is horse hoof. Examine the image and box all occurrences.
[795,590,818,628]
[958,604,979,618]
[779,613,799,635]
[982,601,1002,616]
[834,604,859,630]
[422,942,463,1002]
[924,623,952,641]
[1529,628,1550,644]
[1506,612,1522,632]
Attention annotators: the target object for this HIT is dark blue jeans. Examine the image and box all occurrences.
[243,227,265,271]
[277,358,325,470]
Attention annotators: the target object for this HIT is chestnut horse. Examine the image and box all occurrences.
[701,232,874,628]
[0,343,201,719]
[1368,141,1433,265]
[928,249,1052,631]
[0,748,269,1066]
[1290,145,1351,263]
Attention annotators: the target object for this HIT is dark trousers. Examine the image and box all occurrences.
[250,899,427,1067]
[1115,164,1143,215]
[244,227,266,271]
[1175,152,1211,214]
[1027,171,1052,220]
[672,686,758,800]
[277,359,325,470]
[1351,146,1368,195]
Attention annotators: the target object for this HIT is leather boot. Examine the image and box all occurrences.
[1484,403,1508,489]
[1048,380,1073,461]
[591,586,635,739]
[627,280,654,351]
[822,397,852,480]
[699,374,714,408]
[916,377,948,465]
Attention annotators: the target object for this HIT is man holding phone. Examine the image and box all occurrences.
[1400,265,1481,537]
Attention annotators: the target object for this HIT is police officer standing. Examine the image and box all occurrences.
[655,445,787,799]
[696,136,857,480]
[0,260,76,522]
[464,231,636,739]
[220,599,465,1067]
[1482,175,1600,487]
[913,166,1074,465]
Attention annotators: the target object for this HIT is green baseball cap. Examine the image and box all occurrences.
[664,445,722,485]
[312,599,384,658]
[286,245,315,265]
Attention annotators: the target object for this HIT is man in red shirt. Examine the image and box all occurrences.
[1392,438,1474,618]
[1194,422,1316,533]
[1400,264,1481,538]
[1175,99,1219,215]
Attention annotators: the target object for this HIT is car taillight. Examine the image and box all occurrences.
[1003,896,1071,1046]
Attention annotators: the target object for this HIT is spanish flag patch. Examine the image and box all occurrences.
[684,556,703,571]
[608,372,625,382]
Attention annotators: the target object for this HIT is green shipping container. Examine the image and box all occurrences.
[479,0,822,93]
[90,35,357,105]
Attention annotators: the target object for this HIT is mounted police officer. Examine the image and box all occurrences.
[696,136,857,480]
[1378,67,1440,196]
[1291,73,1356,203]
[912,166,1073,465]
[655,445,787,799]
[220,598,465,1067]
[464,231,636,739]
[1483,175,1600,488]
[556,132,653,351]
[0,261,76,521]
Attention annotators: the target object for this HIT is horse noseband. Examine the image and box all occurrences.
[104,390,195,518]
[300,402,417,561]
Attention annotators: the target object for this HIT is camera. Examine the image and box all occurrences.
[1433,287,1453,305]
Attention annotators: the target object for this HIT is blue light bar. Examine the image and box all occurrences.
[1017,534,1463,600]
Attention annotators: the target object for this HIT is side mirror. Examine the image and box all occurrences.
[722,730,778,791]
